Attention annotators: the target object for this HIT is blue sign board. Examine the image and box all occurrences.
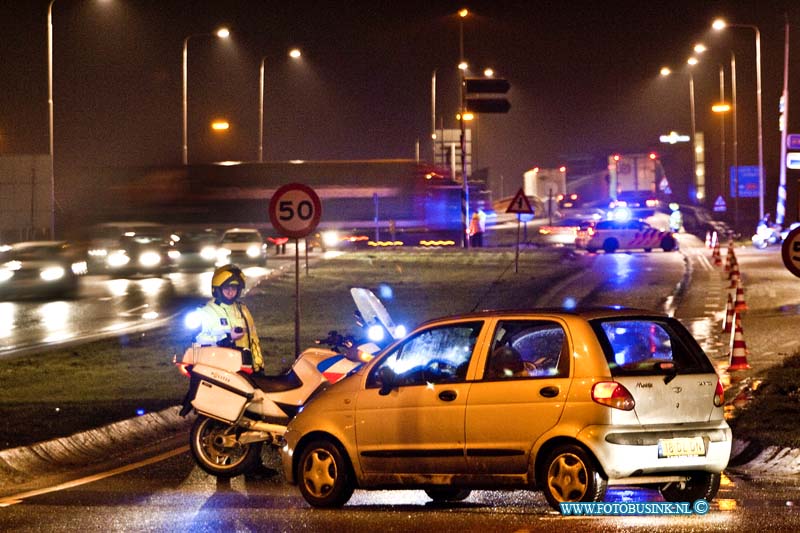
[729,166,759,198]
[787,134,800,150]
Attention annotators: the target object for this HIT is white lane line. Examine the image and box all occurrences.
[0,445,188,507]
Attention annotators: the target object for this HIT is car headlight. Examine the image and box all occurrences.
[200,246,217,260]
[168,250,181,260]
[107,251,130,267]
[0,268,14,283]
[246,245,261,258]
[71,261,88,275]
[139,251,161,267]
[322,231,340,248]
[40,266,65,281]
[88,248,108,257]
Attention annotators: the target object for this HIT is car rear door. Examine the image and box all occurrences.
[464,318,572,474]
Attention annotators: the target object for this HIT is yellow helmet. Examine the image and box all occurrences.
[211,264,245,303]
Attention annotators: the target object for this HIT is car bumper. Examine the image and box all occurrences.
[577,421,732,479]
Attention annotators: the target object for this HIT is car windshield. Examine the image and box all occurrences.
[223,232,261,243]
[591,317,714,375]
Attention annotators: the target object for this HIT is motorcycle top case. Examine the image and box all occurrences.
[182,345,244,373]
[190,362,256,424]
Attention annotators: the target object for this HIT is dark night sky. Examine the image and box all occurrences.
[2,0,799,205]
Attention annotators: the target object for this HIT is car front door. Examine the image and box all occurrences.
[355,320,483,474]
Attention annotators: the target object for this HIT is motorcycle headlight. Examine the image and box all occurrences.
[139,251,161,267]
[367,324,385,342]
[40,266,65,281]
[393,324,407,338]
[246,245,261,258]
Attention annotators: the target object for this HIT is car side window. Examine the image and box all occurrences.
[366,322,482,388]
[484,320,569,380]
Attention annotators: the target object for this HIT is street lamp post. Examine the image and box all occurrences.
[458,8,470,248]
[182,27,230,166]
[47,0,57,239]
[713,19,764,220]
[258,49,302,163]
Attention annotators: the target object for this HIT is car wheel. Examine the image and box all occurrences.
[541,444,607,511]
[586,247,598,254]
[644,247,652,253]
[298,439,354,508]
[602,239,618,253]
[424,487,472,502]
[659,472,720,502]
[661,236,676,252]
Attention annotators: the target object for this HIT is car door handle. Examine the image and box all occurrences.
[539,386,559,398]
[439,390,457,402]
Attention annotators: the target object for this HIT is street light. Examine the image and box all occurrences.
[182,27,230,165]
[259,48,302,162]
[713,18,764,219]
[47,0,57,238]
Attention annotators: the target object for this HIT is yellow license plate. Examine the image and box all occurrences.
[658,437,706,458]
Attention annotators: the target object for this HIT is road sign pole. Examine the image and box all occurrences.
[295,237,300,358]
[515,215,521,273]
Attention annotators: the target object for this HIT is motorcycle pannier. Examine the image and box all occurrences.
[192,378,253,423]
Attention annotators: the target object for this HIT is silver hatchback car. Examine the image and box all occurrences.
[281,308,731,510]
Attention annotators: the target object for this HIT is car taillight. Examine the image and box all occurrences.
[714,379,724,407]
[591,381,635,411]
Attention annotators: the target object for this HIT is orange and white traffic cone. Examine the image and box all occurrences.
[728,261,741,288]
[705,231,712,248]
[725,242,736,272]
[712,239,722,266]
[727,313,751,371]
[722,293,735,333]
[733,278,748,313]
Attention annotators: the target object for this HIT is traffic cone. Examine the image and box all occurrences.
[727,313,752,371]
[722,293,735,333]
[725,242,736,272]
[711,239,722,266]
[728,261,741,288]
[705,231,712,248]
[733,279,748,313]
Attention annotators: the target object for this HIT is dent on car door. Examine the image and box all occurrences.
[465,319,571,475]
[355,321,483,474]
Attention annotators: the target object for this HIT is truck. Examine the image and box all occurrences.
[607,153,666,204]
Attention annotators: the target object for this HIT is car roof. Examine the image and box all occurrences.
[411,306,669,329]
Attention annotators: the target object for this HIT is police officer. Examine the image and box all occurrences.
[196,264,264,372]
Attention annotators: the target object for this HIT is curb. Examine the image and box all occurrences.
[0,405,192,491]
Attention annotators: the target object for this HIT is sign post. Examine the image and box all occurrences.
[269,183,322,357]
[506,188,535,273]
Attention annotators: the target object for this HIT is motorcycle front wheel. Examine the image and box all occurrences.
[190,415,263,478]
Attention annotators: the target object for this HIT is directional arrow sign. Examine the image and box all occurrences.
[465,77,510,94]
[466,98,511,114]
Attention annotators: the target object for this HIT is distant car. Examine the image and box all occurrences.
[102,227,173,277]
[0,241,85,300]
[86,222,169,274]
[576,219,677,253]
[169,228,219,270]
[536,218,594,246]
[281,308,730,510]
[217,228,267,266]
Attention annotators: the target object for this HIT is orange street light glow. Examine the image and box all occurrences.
[211,120,230,131]
[712,103,731,113]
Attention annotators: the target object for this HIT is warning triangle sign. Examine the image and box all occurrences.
[506,188,535,214]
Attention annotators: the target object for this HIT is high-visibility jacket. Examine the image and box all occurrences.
[195,299,264,371]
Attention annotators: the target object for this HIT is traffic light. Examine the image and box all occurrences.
[464,77,511,114]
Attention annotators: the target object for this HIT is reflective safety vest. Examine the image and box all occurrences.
[196,299,264,371]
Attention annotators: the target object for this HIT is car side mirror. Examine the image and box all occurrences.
[378,366,397,396]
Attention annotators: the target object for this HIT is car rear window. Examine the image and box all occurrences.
[590,317,714,376]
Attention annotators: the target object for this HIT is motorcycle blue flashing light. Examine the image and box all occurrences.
[394,324,407,338]
[368,324,385,342]
[185,309,203,330]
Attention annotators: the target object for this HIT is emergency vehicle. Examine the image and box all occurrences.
[576,219,677,254]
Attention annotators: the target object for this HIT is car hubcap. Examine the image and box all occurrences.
[548,452,588,502]
[303,449,337,498]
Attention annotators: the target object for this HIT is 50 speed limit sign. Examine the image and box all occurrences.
[268,183,322,239]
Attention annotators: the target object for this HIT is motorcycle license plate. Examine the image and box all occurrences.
[658,437,706,458]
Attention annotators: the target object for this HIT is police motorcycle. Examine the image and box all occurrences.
[752,215,782,249]
[175,287,405,478]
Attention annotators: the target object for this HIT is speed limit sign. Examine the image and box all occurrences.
[781,226,800,278]
[268,183,322,238]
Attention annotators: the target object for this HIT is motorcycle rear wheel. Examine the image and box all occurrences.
[190,415,263,478]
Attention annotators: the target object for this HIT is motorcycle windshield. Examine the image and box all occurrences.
[350,287,401,339]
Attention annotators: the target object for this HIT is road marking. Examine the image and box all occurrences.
[0,445,188,507]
